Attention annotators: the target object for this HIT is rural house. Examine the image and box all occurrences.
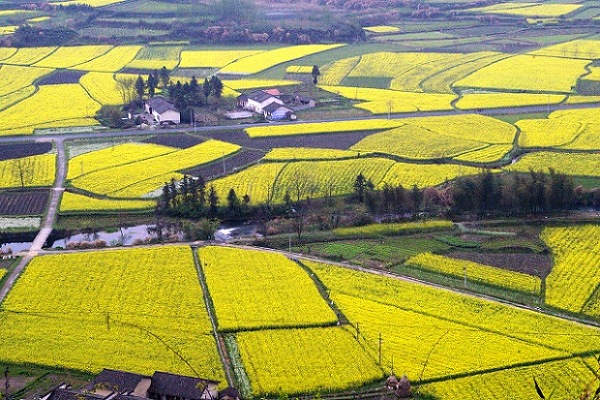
[144,97,181,124]
[42,369,239,400]
[262,102,296,121]
[237,90,284,114]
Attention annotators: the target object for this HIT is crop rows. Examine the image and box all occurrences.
[333,220,454,238]
[179,50,262,69]
[0,154,56,188]
[34,45,113,69]
[0,190,49,215]
[72,46,142,72]
[60,192,155,212]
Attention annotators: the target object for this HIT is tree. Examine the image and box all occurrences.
[202,78,212,104]
[213,0,256,24]
[353,173,370,203]
[189,76,201,105]
[311,65,321,84]
[115,76,137,106]
[147,72,157,98]
[227,188,240,212]
[159,66,170,88]
[135,75,145,101]
[208,185,219,215]
[210,75,224,98]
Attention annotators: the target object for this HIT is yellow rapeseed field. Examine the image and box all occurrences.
[0,247,225,380]
[509,152,600,177]
[517,119,581,148]
[179,50,263,69]
[67,142,177,180]
[79,72,126,105]
[455,55,589,92]
[0,154,55,188]
[541,225,600,315]
[209,162,286,204]
[34,45,113,69]
[0,84,100,135]
[380,162,482,188]
[422,358,595,400]
[245,118,406,137]
[219,44,344,75]
[452,144,513,163]
[466,3,582,18]
[333,220,454,238]
[72,46,143,72]
[264,148,361,161]
[0,86,35,111]
[0,65,54,97]
[2,47,56,65]
[71,140,239,197]
[319,56,359,85]
[306,260,600,383]
[60,192,155,212]
[351,125,487,160]
[200,246,337,331]
[0,47,17,61]
[222,79,300,90]
[455,92,565,110]
[530,39,600,59]
[405,253,542,294]
[285,65,313,74]
[236,327,383,396]
[347,52,448,79]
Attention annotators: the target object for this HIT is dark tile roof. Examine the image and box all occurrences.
[47,388,104,400]
[85,369,150,393]
[148,97,178,114]
[218,387,239,400]
[149,372,218,400]
[262,102,283,113]
[246,90,275,103]
[112,394,148,400]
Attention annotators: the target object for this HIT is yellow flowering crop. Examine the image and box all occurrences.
[179,50,263,69]
[264,148,361,161]
[351,125,487,160]
[2,47,56,65]
[347,52,448,79]
[0,65,53,97]
[380,162,481,188]
[79,72,125,105]
[333,220,454,238]
[406,253,542,294]
[0,47,16,61]
[466,3,582,18]
[222,79,300,90]
[199,246,337,331]
[509,152,600,177]
[0,86,35,111]
[71,140,240,197]
[452,144,513,163]
[306,261,600,374]
[320,56,359,85]
[210,162,286,204]
[0,247,225,380]
[219,44,344,75]
[456,92,565,110]
[0,84,100,136]
[236,327,384,396]
[72,46,143,72]
[285,65,313,73]
[541,225,600,314]
[0,269,5,280]
[68,142,177,180]
[455,54,589,92]
[245,118,406,137]
[422,357,594,400]
[363,25,400,33]
[34,45,113,68]
[530,39,600,59]
[26,16,51,23]
[0,154,55,189]
[127,46,182,70]
[60,191,155,212]
[517,119,581,148]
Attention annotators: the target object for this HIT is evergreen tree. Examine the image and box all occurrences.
[135,75,145,100]
[202,78,212,104]
[147,72,157,98]
[208,185,219,215]
[210,75,224,98]
[159,66,170,88]
[311,65,321,84]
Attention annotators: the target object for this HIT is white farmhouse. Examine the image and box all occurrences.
[237,90,284,114]
[144,97,180,124]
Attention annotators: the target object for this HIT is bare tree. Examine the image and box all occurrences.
[115,76,137,106]
[291,169,311,203]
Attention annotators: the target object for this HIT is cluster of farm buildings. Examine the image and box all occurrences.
[140,89,314,125]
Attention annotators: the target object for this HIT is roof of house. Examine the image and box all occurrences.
[46,388,104,400]
[263,103,292,113]
[85,369,150,393]
[147,97,178,114]
[245,90,275,104]
[218,387,240,400]
[263,88,280,96]
[148,372,219,399]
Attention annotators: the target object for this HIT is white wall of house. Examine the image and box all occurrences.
[154,110,180,124]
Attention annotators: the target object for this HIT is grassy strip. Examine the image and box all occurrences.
[223,334,252,397]
[333,220,455,239]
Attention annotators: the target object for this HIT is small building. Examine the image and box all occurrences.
[237,90,284,114]
[148,371,219,400]
[262,103,295,121]
[144,97,180,124]
[85,369,151,397]
[217,387,240,400]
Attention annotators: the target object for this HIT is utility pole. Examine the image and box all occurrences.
[378,332,382,366]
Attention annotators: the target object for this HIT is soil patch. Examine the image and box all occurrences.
[0,190,49,215]
[38,70,87,85]
[143,133,206,149]
[183,149,265,180]
[0,143,53,161]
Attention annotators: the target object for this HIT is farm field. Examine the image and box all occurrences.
[60,191,155,212]
[199,246,337,331]
[0,154,56,188]
[0,246,225,380]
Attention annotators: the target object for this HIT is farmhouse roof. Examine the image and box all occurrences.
[149,371,219,399]
[263,102,288,113]
[46,388,104,400]
[218,387,240,400]
[147,97,178,114]
[85,369,150,394]
[263,88,280,96]
[246,90,276,103]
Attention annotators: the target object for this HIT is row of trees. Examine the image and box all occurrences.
[166,75,224,111]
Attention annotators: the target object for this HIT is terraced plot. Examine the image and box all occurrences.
[2,47,56,65]
[0,154,56,188]
[34,45,113,69]
[179,50,263,69]
[60,192,155,212]
[0,65,53,96]
[456,92,565,110]
[510,152,600,177]
[126,46,181,70]
[72,45,142,72]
